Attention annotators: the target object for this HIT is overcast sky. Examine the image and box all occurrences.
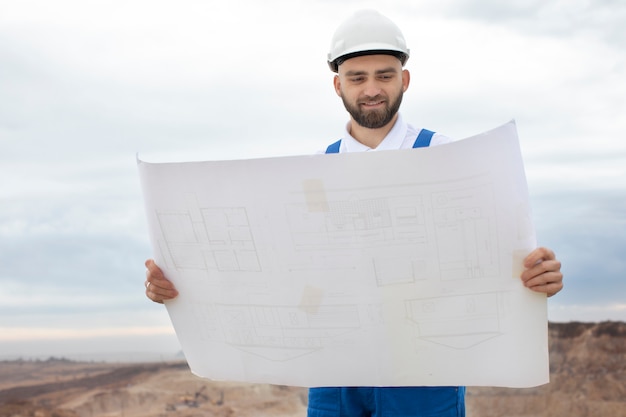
[1,0,625,360]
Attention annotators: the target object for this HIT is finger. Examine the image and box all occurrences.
[526,274,563,297]
[522,266,563,295]
[145,259,165,280]
[523,268,562,286]
[145,279,179,303]
[523,247,555,268]
[146,284,165,304]
[147,281,179,299]
[145,259,175,287]
[526,283,563,297]
[521,259,562,283]
[146,288,164,304]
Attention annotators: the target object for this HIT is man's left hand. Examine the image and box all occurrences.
[521,247,563,297]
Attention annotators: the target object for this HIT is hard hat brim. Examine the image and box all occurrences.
[328,49,410,73]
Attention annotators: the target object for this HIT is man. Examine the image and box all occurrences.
[145,9,564,417]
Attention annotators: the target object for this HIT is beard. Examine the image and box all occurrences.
[341,90,403,129]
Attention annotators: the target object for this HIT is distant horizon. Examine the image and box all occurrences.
[2,319,624,363]
[0,331,182,363]
[0,351,183,364]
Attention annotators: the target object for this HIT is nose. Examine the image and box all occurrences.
[362,79,383,98]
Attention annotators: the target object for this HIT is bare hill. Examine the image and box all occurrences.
[467,321,626,416]
[0,360,306,417]
[1,321,624,417]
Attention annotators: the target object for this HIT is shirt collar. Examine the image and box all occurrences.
[341,113,408,152]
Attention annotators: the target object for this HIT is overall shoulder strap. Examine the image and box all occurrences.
[413,129,435,148]
[327,130,434,153]
[325,140,341,154]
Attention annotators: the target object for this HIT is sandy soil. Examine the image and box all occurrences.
[0,359,307,417]
[2,322,625,417]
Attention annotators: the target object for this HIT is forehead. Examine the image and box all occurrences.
[338,54,403,75]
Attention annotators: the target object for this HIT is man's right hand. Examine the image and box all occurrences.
[144,259,179,304]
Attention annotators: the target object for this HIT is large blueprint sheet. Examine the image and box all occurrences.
[138,121,548,388]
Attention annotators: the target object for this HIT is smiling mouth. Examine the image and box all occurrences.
[360,100,385,107]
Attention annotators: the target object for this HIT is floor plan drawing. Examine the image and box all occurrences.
[190,302,362,361]
[157,206,261,273]
[431,184,500,281]
[286,195,427,250]
[405,291,504,349]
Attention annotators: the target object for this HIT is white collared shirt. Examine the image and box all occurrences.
[337,113,452,153]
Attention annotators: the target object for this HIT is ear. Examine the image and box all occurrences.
[333,75,342,97]
[402,69,410,92]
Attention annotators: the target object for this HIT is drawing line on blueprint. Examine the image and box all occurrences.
[190,302,363,362]
[286,180,500,286]
[157,200,261,274]
[404,291,505,350]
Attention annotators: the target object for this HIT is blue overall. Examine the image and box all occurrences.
[309,129,466,417]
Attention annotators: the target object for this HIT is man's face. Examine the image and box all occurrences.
[334,54,409,129]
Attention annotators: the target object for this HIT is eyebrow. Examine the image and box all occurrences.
[344,67,398,77]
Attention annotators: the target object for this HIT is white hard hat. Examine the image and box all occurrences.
[327,9,410,72]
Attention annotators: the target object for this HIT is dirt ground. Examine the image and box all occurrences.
[0,359,308,417]
[2,322,625,417]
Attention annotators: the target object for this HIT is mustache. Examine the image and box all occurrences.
[357,94,387,104]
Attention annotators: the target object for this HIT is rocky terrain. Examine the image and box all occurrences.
[466,321,626,416]
[0,360,306,417]
[1,321,624,417]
